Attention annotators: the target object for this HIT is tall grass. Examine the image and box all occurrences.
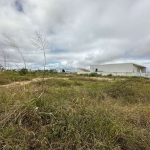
[0,75,150,149]
[3,34,27,69]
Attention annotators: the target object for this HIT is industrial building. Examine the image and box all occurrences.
[77,68,90,74]
[77,63,150,77]
[90,63,146,76]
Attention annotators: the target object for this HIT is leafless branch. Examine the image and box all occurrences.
[31,32,49,78]
[3,33,27,69]
[0,49,19,69]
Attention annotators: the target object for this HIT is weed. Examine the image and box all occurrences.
[3,33,27,69]
[107,74,113,77]
[19,68,28,75]
[31,32,49,80]
[89,73,99,77]
[0,75,150,149]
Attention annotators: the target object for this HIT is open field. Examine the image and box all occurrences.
[0,71,150,150]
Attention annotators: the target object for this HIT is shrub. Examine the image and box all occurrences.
[107,74,112,77]
[89,73,98,77]
[19,68,28,75]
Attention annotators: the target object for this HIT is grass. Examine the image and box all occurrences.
[0,71,76,85]
[0,73,150,149]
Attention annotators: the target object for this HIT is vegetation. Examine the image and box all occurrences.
[0,73,150,149]
[19,68,29,75]
[88,73,100,77]
[31,32,49,80]
[0,70,72,85]
[3,34,27,69]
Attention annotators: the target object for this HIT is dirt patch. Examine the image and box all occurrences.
[0,77,125,88]
[0,77,70,88]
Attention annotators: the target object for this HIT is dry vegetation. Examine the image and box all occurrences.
[0,71,150,150]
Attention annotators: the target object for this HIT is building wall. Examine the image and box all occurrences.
[133,65,140,73]
[133,64,146,73]
[90,63,133,73]
[96,72,150,78]
[132,73,150,78]
[141,68,146,73]
[97,72,132,76]
[77,69,90,75]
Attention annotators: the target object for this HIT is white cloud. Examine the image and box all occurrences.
[0,0,150,71]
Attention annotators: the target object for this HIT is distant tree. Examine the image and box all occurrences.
[19,68,28,75]
[62,69,65,72]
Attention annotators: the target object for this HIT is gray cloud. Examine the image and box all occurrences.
[0,0,150,71]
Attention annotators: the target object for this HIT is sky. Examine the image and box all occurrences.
[0,0,150,71]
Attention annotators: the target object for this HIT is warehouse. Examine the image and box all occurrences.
[90,63,146,76]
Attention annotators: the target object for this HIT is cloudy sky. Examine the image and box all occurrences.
[0,0,150,71]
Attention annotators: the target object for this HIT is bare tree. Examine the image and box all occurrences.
[31,32,49,77]
[3,33,27,69]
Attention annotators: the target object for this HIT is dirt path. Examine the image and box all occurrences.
[0,76,122,88]
[0,77,69,88]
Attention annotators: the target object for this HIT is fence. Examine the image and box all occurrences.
[97,72,150,78]
[77,71,150,78]
[132,73,150,78]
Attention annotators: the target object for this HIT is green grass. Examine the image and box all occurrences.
[0,71,77,85]
[0,71,36,85]
[0,74,150,149]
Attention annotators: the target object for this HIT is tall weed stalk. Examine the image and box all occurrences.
[31,32,49,80]
[3,34,27,69]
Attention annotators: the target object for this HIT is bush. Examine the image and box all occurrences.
[107,74,112,77]
[89,73,98,77]
[19,68,28,75]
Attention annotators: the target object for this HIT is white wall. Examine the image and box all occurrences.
[133,64,146,73]
[132,73,150,78]
[90,63,133,73]
[133,65,140,73]
[97,72,132,76]
[97,72,150,78]
[77,69,90,75]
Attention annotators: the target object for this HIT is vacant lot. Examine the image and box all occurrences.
[0,72,150,150]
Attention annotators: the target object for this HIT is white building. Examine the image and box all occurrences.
[90,63,149,77]
[77,68,90,75]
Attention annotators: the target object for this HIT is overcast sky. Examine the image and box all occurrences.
[0,0,150,71]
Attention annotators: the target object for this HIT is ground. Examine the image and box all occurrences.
[0,72,150,150]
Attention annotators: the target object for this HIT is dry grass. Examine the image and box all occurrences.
[0,75,150,149]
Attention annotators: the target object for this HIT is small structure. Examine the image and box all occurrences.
[77,68,90,75]
[90,63,148,77]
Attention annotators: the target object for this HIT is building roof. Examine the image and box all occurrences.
[91,63,146,68]
[133,63,146,68]
[78,68,90,72]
